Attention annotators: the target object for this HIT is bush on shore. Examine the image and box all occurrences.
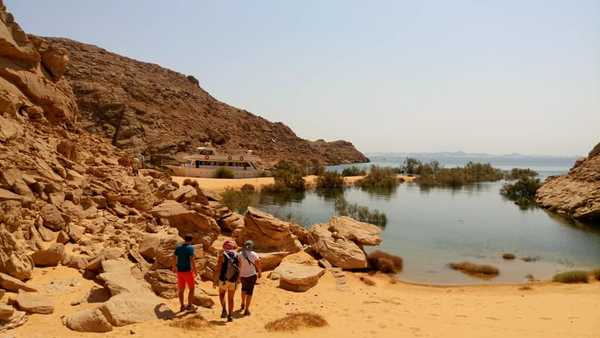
[316,171,345,190]
[334,196,387,227]
[500,177,541,208]
[552,270,589,284]
[265,161,306,192]
[505,168,539,180]
[214,167,234,179]
[592,269,600,281]
[449,261,499,278]
[341,166,366,177]
[417,161,504,188]
[368,250,403,273]
[220,188,258,213]
[355,165,399,190]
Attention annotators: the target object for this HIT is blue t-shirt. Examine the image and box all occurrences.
[174,243,195,272]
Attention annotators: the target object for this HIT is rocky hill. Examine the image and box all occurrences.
[40,37,367,167]
[536,143,600,222]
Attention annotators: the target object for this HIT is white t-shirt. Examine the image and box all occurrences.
[238,250,259,278]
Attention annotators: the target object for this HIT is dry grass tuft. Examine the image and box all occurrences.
[265,312,328,332]
[169,314,213,331]
[592,268,600,281]
[360,276,376,286]
[518,285,533,291]
[552,271,589,284]
[368,250,403,273]
[449,261,499,279]
[501,253,516,260]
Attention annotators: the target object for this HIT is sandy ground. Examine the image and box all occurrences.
[10,266,600,338]
[172,175,415,193]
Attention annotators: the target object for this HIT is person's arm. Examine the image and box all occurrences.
[172,255,177,273]
[255,258,262,279]
[190,247,197,275]
[213,252,223,288]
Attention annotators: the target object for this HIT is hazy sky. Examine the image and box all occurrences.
[8,1,599,156]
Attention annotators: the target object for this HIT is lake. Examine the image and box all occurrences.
[255,156,600,285]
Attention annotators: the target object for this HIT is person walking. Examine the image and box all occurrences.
[238,240,261,316]
[213,240,239,322]
[172,234,197,313]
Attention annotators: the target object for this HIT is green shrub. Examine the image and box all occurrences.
[417,162,504,188]
[355,165,399,190]
[220,188,258,213]
[240,184,255,193]
[500,177,541,207]
[334,196,387,227]
[341,166,366,177]
[552,270,589,284]
[214,167,235,179]
[270,161,306,192]
[316,171,344,190]
[449,261,499,278]
[505,168,539,180]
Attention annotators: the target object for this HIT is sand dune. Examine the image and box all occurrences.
[11,267,600,338]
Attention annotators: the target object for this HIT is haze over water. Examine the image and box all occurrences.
[257,155,600,284]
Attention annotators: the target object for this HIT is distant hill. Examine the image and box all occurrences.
[42,37,368,167]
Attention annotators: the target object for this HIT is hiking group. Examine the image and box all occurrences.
[173,235,262,322]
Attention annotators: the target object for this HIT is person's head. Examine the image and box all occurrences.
[223,240,236,251]
[184,234,193,243]
[243,240,254,251]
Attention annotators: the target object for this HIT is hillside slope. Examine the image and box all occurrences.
[536,143,600,222]
[43,37,368,167]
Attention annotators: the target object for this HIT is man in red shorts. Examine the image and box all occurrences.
[172,234,197,312]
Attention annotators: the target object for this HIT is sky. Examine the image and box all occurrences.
[8,0,600,156]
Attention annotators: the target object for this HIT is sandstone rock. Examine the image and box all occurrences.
[220,212,244,233]
[139,232,182,269]
[238,207,302,253]
[257,252,290,271]
[15,291,54,314]
[37,225,57,242]
[327,216,382,246]
[64,307,112,333]
[192,289,215,308]
[0,116,22,143]
[40,203,65,231]
[274,262,324,292]
[99,294,174,326]
[0,309,27,331]
[0,189,22,202]
[32,243,65,267]
[281,250,318,266]
[98,259,150,296]
[0,273,35,292]
[144,269,177,299]
[150,200,219,249]
[85,247,125,273]
[0,230,33,280]
[536,145,600,221]
[0,304,14,321]
[41,46,69,80]
[62,253,88,270]
[309,223,368,270]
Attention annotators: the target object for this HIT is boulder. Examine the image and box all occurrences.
[0,188,22,202]
[238,207,302,253]
[15,291,54,314]
[327,216,382,246]
[0,273,36,292]
[40,204,65,231]
[85,247,125,273]
[150,200,219,249]
[99,294,174,326]
[274,262,325,292]
[192,289,215,308]
[64,307,112,333]
[139,232,181,268]
[0,116,23,143]
[0,304,14,321]
[144,269,177,299]
[0,310,27,331]
[309,223,368,270]
[98,259,150,296]
[220,212,244,233]
[0,230,33,281]
[32,243,64,267]
[281,250,318,266]
[257,252,290,271]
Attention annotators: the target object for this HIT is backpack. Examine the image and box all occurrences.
[223,251,239,282]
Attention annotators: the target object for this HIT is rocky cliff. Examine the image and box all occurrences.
[41,37,368,167]
[536,143,600,222]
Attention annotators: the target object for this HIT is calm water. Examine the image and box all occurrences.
[256,159,600,285]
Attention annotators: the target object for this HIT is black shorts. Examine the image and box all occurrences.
[240,275,257,295]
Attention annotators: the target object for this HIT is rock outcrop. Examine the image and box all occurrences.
[536,144,600,221]
[273,262,325,292]
[237,207,302,253]
[43,37,368,166]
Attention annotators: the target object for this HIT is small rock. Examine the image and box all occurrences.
[15,291,54,314]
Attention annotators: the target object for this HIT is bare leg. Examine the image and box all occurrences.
[188,286,195,309]
[178,288,185,311]
[244,294,253,314]
[240,291,246,310]
[219,289,227,317]
[227,289,235,320]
